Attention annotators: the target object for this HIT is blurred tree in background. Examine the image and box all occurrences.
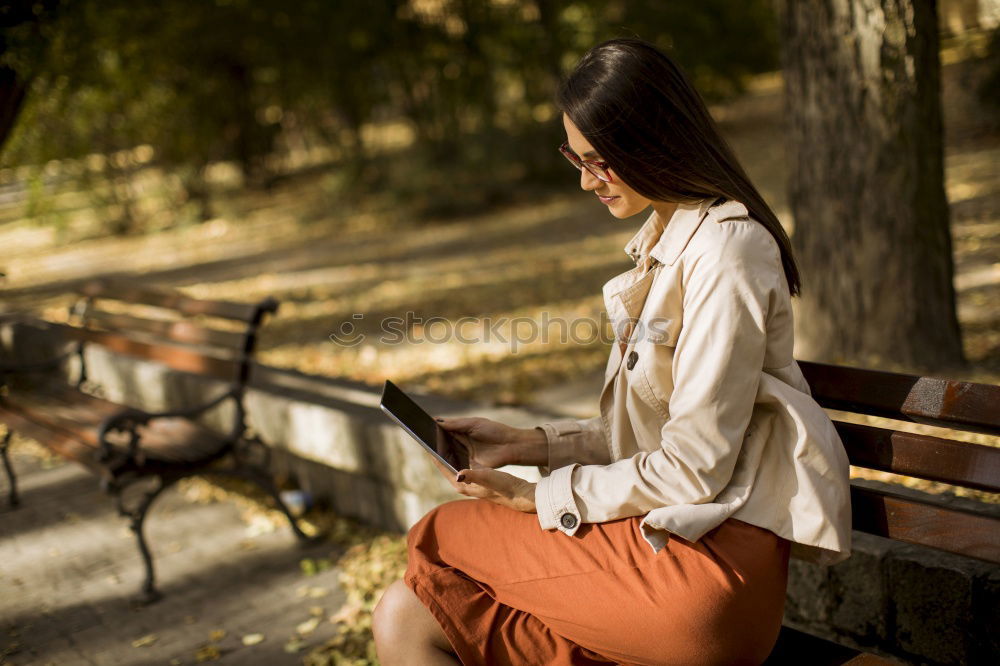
[0,0,779,232]
[0,0,59,152]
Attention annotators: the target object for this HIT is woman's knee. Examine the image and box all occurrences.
[372,578,452,653]
[372,579,408,642]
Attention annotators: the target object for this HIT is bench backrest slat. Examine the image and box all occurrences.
[851,485,1000,563]
[78,279,268,322]
[51,323,241,380]
[798,360,999,565]
[63,277,278,387]
[836,421,1000,493]
[800,361,1000,435]
[83,309,246,355]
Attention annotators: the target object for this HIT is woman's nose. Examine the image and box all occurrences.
[579,167,600,191]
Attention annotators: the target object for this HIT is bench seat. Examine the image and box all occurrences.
[764,626,900,664]
[0,380,229,472]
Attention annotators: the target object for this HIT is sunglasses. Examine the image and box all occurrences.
[558,141,613,183]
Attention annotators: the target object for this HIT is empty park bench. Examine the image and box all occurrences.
[0,278,313,602]
[764,361,1000,664]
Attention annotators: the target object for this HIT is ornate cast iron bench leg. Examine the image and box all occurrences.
[212,465,316,544]
[110,460,321,605]
[114,475,176,605]
[225,436,323,545]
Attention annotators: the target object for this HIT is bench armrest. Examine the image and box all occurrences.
[96,386,242,464]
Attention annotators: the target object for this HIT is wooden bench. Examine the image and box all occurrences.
[0,277,314,603]
[764,361,1000,664]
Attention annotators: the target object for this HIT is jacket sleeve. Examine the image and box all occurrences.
[533,416,612,477]
[534,222,781,535]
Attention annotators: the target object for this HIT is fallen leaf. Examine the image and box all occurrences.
[209,629,226,641]
[195,644,220,662]
[241,633,265,646]
[329,600,364,625]
[283,637,304,653]
[131,634,158,648]
[296,617,320,636]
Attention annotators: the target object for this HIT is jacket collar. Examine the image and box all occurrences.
[623,198,718,268]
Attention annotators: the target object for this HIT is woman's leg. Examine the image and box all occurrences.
[372,578,460,665]
[401,499,790,665]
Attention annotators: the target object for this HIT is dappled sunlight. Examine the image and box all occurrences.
[182,215,627,309]
[3,70,998,415]
[260,293,611,404]
[4,9,997,664]
[832,409,1000,503]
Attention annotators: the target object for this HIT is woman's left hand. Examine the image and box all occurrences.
[431,456,536,514]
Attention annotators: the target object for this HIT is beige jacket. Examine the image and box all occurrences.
[533,198,852,567]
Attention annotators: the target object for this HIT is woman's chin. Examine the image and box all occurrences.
[609,205,641,219]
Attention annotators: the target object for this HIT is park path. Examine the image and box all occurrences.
[0,443,346,665]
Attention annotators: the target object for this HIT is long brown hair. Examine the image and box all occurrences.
[556,38,801,296]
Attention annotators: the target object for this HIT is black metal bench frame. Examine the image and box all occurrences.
[0,278,315,603]
[764,361,1000,664]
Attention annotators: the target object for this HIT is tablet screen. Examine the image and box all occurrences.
[379,379,470,475]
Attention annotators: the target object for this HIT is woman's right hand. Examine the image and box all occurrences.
[435,416,547,469]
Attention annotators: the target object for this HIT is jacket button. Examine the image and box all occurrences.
[626,350,638,370]
[560,512,578,529]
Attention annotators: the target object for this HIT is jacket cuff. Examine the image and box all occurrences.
[535,463,581,536]
[538,417,609,469]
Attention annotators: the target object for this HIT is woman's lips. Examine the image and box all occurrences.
[598,195,619,204]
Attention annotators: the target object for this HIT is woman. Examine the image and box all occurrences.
[373,38,852,666]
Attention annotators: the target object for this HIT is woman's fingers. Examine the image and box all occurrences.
[435,416,474,431]
[437,418,485,466]
[457,467,509,490]
[458,467,517,499]
[429,454,464,489]
[428,449,535,512]
[454,470,505,502]
[455,468,535,513]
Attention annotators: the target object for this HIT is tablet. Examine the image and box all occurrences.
[379,379,470,476]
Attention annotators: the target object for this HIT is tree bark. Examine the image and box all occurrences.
[0,0,61,153]
[0,68,29,154]
[779,0,966,372]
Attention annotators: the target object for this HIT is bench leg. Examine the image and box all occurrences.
[1,429,18,508]
[116,466,318,605]
[211,466,319,544]
[117,477,174,605]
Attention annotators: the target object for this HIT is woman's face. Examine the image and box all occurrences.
[562,113,652,219]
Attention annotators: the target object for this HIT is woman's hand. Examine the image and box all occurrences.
[430,455,537,514]
[435,416,547,468]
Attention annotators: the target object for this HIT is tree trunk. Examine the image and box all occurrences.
[0,68,30,154]
[779,0,966,373]
[0,0,62,153]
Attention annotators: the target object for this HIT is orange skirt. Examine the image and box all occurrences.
[404,498,791,666]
